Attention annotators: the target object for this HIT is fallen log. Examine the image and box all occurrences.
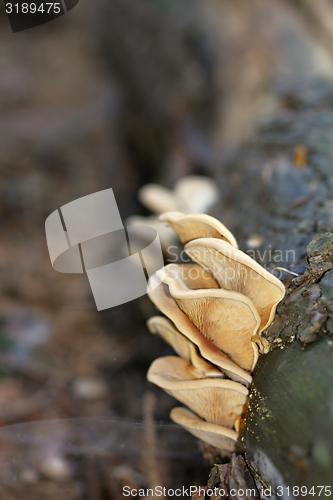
[207,80,333,497]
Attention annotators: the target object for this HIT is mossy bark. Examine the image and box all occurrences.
[208,81,333,498]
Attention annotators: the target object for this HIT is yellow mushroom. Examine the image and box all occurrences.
[173,263,219,289]
[160,211,238,248]
[173,176,219,213]
[139,184,179,214]
[138,176,219,215]
[147,316,222,377]
[170,407,238,454]
[147,356,248,429]
[147,272,252,386]
[146,211,285,454]
[185,238,285,333]
[160,264,260,372]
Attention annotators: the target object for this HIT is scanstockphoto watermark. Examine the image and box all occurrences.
[4,0,80,32]
[122,485,261,497]
[123,485,333,498]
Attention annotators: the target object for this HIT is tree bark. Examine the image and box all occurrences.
[206,80,333,498]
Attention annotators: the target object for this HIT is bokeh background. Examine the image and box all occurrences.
[0,1,333,498]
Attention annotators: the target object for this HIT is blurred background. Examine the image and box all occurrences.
[0,1,333,498]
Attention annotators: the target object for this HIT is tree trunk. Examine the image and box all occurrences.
[206,79,333,498]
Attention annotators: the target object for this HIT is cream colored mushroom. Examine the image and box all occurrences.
[126,215,175,246]
[148,316,222,377]
[160,212,238,248]
[170,407,238,454]
[185,238,285,333]
[138,176,219,215]
[147,356,248,428]
[160,264,259,371]
[139,184,179,214]
[174,263,219,289]
[148,273,252,386]
[173,176,219,213]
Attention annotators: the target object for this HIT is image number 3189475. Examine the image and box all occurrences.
[5,0,80,32]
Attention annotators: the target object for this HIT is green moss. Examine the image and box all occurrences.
[243,339,333,489]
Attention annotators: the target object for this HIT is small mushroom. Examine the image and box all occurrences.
[185,238,285,333]
[160,264,260,371]
[148,316,222,377]
[138,176,219,215]
[160,212,238,248]
[148,273,252,386]
[139,184,179,214]
[126,215,175,247]
[147,356,248,428]
[126,215,176,258]
[173,176,219,213]
[170,407,238,454]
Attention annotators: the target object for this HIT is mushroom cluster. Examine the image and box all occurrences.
[127,176,219,252]
[146,212,285,453]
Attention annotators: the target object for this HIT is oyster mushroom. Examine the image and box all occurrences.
[173,176,219,213]
[174,263,219,289]
[126,215,175,249]
[160,212,238,248]
[139,185,179,214]
[139,176,219,215]
[160,264,260,371]
[147,356,248,428]
[185,238,285,333]
[170,407,238,453]
[148,316,222,377]
[148,273,252,386]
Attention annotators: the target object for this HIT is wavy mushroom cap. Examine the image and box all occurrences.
[139,184,179,214]
[160,264,260,371]
[147,273,252,386]
[160,212,238,248]
[185,238,285,332]
[138,177,218,215]
[147,316,222,377]
[170,407,238,454]
[148,356,248,428]
[126,215,175,247]
[173,176,219,213]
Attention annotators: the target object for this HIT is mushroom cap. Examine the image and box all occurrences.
[160,264,259,371]
[126,215,175,249]
[173,176,219,213]
[173,263,219,290]
[147,273,252,386]
[185,238,285,332]
[139,184,179,214]
[147,316,222,377]
[170,407,238,454]
[148,356,248,428]
[160,212,238,248]
[138,176,218,215]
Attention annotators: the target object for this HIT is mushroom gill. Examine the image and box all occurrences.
[160,264,260,371]
[185,238,285,333]
[146,210,285,453]
[170,407,238,454]
[147,316,222,377]
[148,272,252,386]
[147,356,248,429]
